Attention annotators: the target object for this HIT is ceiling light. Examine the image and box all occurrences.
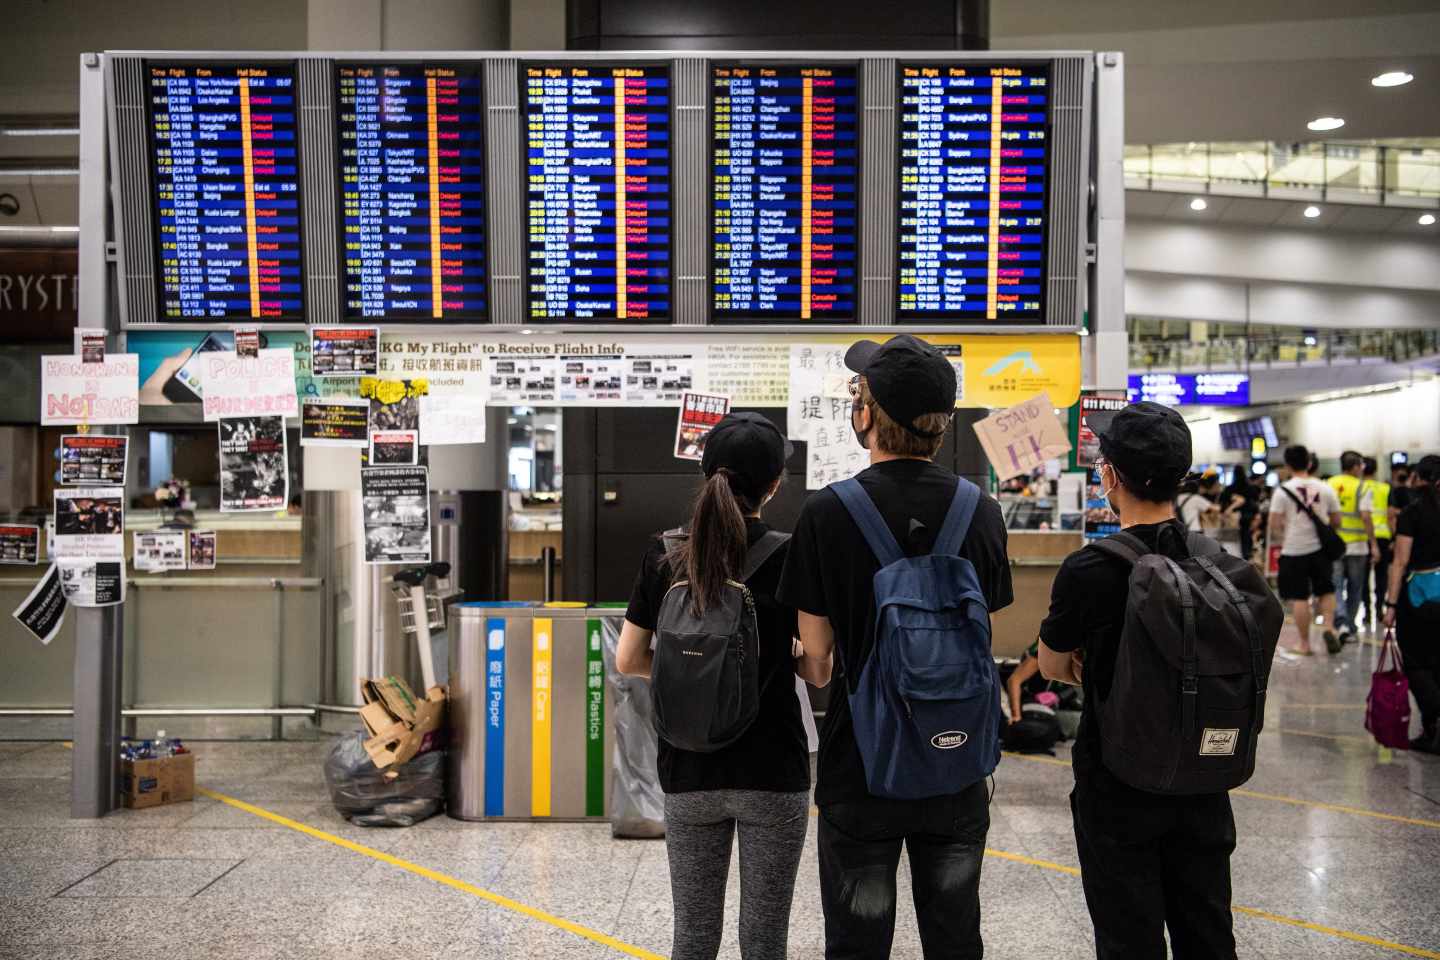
[1420,213,1437,226]
[1303,205,1321,218]
[1189,197,1208,211]
[1371,71,1413,88]
[1307,116,1345,132]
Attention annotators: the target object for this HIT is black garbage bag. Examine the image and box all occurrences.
[323,732,444,827]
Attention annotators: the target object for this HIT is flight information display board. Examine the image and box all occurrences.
[712,63,859,321]
[147,62,304,319]
[897,62,1051,322]
[523,63,671,321]
[336,63,487,320]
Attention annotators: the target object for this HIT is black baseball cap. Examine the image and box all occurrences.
[844,334,956,437]
[1088,401,1192,494]
[701,412,793,502]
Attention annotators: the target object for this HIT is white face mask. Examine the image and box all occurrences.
[1099,464,1120,515]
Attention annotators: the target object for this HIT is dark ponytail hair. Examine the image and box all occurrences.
[668,468,754,616]
[1416,455,1440,514]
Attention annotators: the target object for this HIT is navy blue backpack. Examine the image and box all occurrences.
[832,477,1002,800]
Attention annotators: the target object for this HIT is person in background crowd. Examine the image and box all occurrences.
[1269,445,1343,656]
[1389,464,1414,547]
[1222,473,1264,561]
[1177,471,1221,533]
[1328,451,1377,640]
[780,334,1013,960]
[1366,458,1394,621]
[1381,455,1440,754]
[616,413,810,960]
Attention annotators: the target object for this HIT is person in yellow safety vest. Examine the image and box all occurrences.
[1366,457,1395,618]
[1328,451,1377,644]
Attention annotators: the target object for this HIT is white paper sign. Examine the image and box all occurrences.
[972,392,1073,482]
[788,345,868,490]
[200,348,299,422]
[418,393,488,446]
[133,530,187,573]
[41,354,140,426]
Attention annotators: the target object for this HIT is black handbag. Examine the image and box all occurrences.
[1280,484,1346,563]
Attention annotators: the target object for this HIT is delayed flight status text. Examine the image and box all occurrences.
[524,64,671,321]
[712,64,858,320]
[149,63,304,319]
[898,63,1050,321]
[338,64,487,319]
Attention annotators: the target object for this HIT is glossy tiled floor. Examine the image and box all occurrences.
[2,623,1438,959]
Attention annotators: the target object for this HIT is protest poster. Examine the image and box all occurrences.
[361,378,427,466]
[199,347,299,422]
[52,487,124,560]
[218,416,289,512]
[60,434,128,485]
[361,466,432,565]
[0,525,41,564]
[41,354,140,426]
[418,394,487,446]
[311,327,379,378]
[301,399,371,447]
[1076,392,1127,469]
[235,328,261,359]
[788,345,867,490]
[133,530,187,573]
[370,430,419,466]
[188,530,217,570]
[972,392,1073,482]
[76,328,106,364]
[11,564,66,645]
[58,560,125,607]
[674,392,730,461]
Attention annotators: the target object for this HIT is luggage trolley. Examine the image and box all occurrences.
[390,561,460,689]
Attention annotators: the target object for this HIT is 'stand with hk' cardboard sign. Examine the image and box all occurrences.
[972,391,1073,481]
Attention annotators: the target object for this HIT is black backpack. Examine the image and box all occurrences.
[1091,530,1284,794]
[650,529,789,754]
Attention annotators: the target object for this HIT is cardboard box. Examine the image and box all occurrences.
[121,753,195,809]
[358,676,446,769]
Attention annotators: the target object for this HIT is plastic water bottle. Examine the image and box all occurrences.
[154,730,170,759]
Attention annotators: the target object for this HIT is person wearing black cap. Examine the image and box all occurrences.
[1037,401,1240,959]
[778,334,1013,960]
[616,412,811,960]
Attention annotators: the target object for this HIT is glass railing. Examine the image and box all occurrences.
[1129,328,1440,372]
[1125,140,1440,202]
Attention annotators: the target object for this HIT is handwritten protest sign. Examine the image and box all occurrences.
[418,393,488,446]
[200,348,299,422]
[41,354,139,426]
[788,345,867,490]
[972,392,1072,481]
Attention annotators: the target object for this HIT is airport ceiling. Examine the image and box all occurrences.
[1126,190,1439,238]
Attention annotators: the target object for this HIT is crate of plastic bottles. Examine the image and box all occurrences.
[120,731,195,809]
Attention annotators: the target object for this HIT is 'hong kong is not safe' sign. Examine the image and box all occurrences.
[41,354,140,426]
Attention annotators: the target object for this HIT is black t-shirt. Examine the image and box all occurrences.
[625,518,810,795]
[1397,496,1440,571]
[777,459,1013,806]
[1040,519,1192,790]
[1391,485,1414,516]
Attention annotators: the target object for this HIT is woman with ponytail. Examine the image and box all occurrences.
[1382,455,1440,752]
[617,413,816,960]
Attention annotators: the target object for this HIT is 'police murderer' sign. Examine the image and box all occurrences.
[972,392,1072,481]
[200,348,299,422]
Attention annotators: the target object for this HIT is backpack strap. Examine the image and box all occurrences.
[1159,555,1200,739]
[1191,553,1268,724]
[740,530,790,582]
[1089,529,1150,566]
[832,478,905,567]
[931,478,982,558]
[1186,532,1223,558]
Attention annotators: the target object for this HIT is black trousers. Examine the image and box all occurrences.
[1071,775,1237,960]
[1397,597,1440,731]
[1375,538,1394,613]
[817,780,989,960]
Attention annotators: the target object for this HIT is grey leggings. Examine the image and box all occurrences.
[664,789,811,960]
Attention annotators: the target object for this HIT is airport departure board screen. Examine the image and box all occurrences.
[712,64,859,321]
[147,62,304,319]
[523,64,671,321]
[897,63,1051,322]
[336,63,487,320]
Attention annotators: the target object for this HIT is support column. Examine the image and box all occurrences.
[1089,52,1127,391]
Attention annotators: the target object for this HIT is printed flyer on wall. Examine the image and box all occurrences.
[674,392,730,461]
[361,466,432,565]
[300,399,370,447]
[489,356,557,404]
[370,430,419,466]
[52,487,124,559]
[559,354,624,403]
[311,327,379,378]
[58,559,125,607]
[133,530,187,573]
[0,525,40,564]
[625,354,694,403]
[60,434,128,485]
[188,530,217,570]
[218,416,289,512]
[11,564,66,645]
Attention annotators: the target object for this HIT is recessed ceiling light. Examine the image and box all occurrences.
[1303,205,1322,218]
[1371,71,1413,88]
[1307,116,1345,132]
[1189,197,1208,211]
[1420,213,1437,226]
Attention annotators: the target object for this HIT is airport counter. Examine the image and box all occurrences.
[991,530,1083,659]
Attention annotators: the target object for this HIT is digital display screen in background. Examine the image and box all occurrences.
[897,63,1050,321]
[523,64,672,321]
[147,62,304,319]
[337,63,487,320]
[711,64,859,320]
[1219,416,1278,451]
[1128,373,1251,407]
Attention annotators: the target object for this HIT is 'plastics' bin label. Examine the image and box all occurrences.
[585,619,605,817]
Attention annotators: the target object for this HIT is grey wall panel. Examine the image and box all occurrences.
[299,59,340,325]
[485,58,524,326]
[109,55,157,326]
[858,58,897,326]
[1046,55,1092,328]
[672,57,708,325]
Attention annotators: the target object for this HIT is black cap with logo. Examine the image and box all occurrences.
[700,412,793,502]
[844,334,957,438]
[1087,401,1193,495]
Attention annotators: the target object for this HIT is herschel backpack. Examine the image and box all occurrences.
[1090,530,1283,794]
[650,529,789,753]
[832,477,1002,800]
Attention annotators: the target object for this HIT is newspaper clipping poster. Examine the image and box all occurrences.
[361,466,432,565]
[235,328,261,358]
[674,392,730,461]
[60,434,128,485]
[218,416,289,512]
[52,487,124,559]
[369,430,419,465]
[77,328,106,364]
[0,525,40,564]
[188,530,217,570]
[11,563,66,645]
[134,530,187,573]
[311,327,380,378]
[300,399,370,448]
[58,559,125,607]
